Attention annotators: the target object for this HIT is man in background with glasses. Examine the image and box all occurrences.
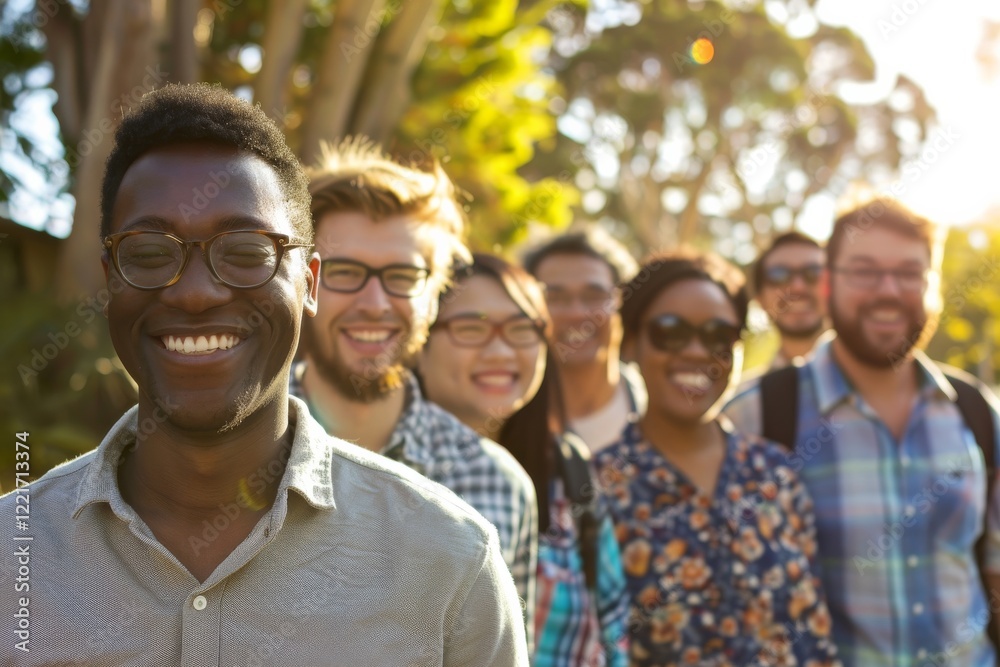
[751,230,828,372]
[0,84,528,665]
[523,228,645,454]
[292,139,538,649]
[726,200,1000,666]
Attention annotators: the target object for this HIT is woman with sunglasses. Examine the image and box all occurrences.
[417,253,629,666]
[593,249,839,666]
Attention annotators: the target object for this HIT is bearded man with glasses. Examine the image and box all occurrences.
[0,84,528,665]
[726,200,1000,666]
[292,138,538,651]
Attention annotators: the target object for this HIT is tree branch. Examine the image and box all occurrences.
[42,3,82,146]
[253,0,309,120]
[169,0,200,84]
[349,0,443,141]
[300,0,386,164]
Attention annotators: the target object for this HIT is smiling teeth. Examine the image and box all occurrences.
[162,334,241,354]
[870,310,900,320]
[673,372,710,390]
[347,330,391,342]
[475,373,514,387]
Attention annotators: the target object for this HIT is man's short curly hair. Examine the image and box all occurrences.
[100,83,312,243]
[306,136,471,293]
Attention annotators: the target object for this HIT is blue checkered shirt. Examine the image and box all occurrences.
[291,364,538,649]
[724,338,1000,667]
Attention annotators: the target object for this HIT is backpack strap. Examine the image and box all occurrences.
[759,364,801,450]
[940,366,998,648]
[556,432,603,590]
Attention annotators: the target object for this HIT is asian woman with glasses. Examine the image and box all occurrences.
[417,253,630,667]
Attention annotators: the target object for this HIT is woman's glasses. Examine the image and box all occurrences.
[432,314,543,348]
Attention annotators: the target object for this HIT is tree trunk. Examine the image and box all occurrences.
[253,0,309,121]
[169,0,200,84]
[299,0,386,164]
[55,0,159,301]
[350,0,444,141]
[676,158,712,244]
[43,4,83,146]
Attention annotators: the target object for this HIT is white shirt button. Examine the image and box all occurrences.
[913,602,924,615]
[900,456,911,467]
[193,595,207,610]
[903,505,916,518]
[916,649,927,659]
[907,555,919,567]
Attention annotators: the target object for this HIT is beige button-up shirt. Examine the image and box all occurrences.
[1,398,528,666]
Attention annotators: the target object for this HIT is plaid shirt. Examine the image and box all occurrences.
[534,476,629,667]
[724,338,1000,667]
[291,364,538,649]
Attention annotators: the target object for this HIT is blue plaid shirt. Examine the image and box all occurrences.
[291,364,538,650]
[724,338,1000,667]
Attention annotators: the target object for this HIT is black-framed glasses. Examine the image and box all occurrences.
[645,315,742,355]
[432,314,544,348]
[832,266,928,292]
[103,230,310,290]
[320,258,429,297]
[544,286,619,313]
[763,263,823,286]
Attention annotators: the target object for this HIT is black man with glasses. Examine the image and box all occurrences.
[291,138,538,653]
[592,249,840,666]
[0,84,528,665]
[726,200,1000,666]
[750,230,828,373]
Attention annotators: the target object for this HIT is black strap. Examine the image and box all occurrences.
[556,432,604,590]
[759,364,801,449]
[940,367,998,649]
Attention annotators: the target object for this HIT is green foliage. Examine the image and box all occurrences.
[926,224,1000,384]
[397,0,576,249]
[533,0,936,259]
[0,290,137,490]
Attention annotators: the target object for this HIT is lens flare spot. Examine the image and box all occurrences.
[691,38,715,65]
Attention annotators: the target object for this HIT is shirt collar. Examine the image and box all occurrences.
[809,335,956,416]
[73,397,338,518]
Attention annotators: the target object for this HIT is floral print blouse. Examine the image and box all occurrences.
[593,420,840,667]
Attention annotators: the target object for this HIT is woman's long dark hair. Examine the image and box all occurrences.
[439,253,566,534]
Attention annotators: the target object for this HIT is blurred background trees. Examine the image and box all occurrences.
[1,0,997,484]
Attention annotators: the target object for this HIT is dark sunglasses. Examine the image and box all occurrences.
[763,263,823,286]
[645,315,742,354]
